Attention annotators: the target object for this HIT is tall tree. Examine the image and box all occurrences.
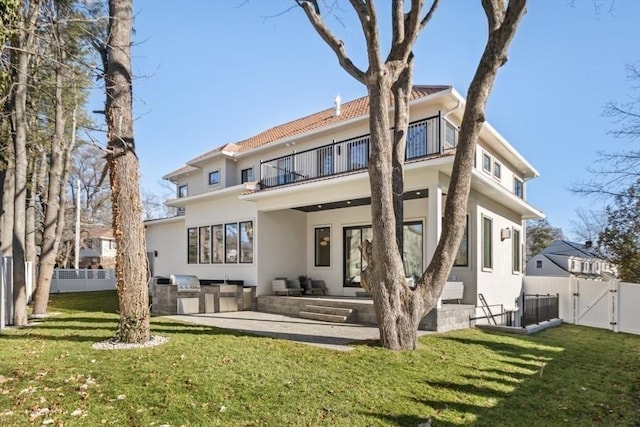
[598,180,640,282]
[525,218,563,261]
[10,0,43,326]
[298,0,527,349]
[103,0,150,343]
[32,0,87,315]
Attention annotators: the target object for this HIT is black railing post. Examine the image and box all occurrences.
[535,294,540,324]
[438,111,443,154]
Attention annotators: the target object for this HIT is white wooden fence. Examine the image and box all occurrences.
[50,268,116,293]
[524,276,640,335]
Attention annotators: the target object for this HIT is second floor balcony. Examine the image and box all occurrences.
[260,114,458,189]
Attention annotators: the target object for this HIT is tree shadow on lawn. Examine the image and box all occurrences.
[4,314,258,344]
[361,331,565,426]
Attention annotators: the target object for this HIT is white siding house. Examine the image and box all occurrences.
[78,227,117,269]
[526,240,617,280]
[145,85,544,312]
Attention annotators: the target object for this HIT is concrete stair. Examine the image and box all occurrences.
[299,305,354,323]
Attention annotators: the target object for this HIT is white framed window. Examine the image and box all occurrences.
[536,259,543,268]
[208,170,220,186]
[482,153,492,173]
[514,178,523,198]
[481,215,493,270]
[493,162,502,180]
[444,121,458,149]
[512,228,521,273]
[454,215,469,267]
[241,167,253,184]
[178,184,188,198]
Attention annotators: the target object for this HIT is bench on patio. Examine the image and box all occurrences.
[437,281,464,308]
[272,278,302,296]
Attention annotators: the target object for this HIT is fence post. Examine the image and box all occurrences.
[611,279,619,333]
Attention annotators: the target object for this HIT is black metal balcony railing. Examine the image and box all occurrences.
[260,114,455,189]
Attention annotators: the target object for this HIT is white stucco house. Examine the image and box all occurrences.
[144,85,544,313]
[525,240,618,280]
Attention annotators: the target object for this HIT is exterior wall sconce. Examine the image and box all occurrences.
[500,228,512,241]
[154,250,158,257]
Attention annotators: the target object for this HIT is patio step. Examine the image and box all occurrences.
[299,305,354,323]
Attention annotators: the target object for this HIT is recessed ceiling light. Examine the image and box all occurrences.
[317,205,322,209]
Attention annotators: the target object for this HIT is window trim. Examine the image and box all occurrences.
[514,177,524,198]
[536,259,543,269]
[314,226,331,267]
[208,170,220,186]
[481,215,493,271]
[453,215,469,267]
[482,152,492,173]
[493,161,502,180]
[187,227,197,264]
[512,228,521,274]
[224,223,238,263]
[239,221,254,264]
[178,184,188,198]
[343,221,423,286]
[212,224,224,264]
[198,226,211,264]
[241,167,254,184]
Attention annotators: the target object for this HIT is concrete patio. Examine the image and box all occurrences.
[163,310,434,351]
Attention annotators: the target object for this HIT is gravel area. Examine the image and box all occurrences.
[91,335,169,350]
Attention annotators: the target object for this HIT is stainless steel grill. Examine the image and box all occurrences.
[169,274,201,292]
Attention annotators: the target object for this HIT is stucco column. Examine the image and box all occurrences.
[426,183,443,264]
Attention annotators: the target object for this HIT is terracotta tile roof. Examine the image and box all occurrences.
[189,85,450,163]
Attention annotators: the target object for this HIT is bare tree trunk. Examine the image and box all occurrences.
[26,151,41,265]
[12,0,42,326]
[300,0,527,349]
[33,52,68,315]
[105,0,150,343]
[0,148,15,256]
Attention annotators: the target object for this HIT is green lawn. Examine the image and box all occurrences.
[0,291,638,426]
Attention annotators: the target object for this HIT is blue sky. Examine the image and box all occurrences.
[95,0,640,239]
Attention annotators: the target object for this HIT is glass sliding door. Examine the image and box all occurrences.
[344,222,423,287]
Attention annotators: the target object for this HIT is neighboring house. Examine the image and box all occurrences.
[144,85,544,312]
[525,240,618,280]
[79,227,116,269]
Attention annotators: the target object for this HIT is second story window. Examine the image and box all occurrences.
[493,162,502,180]
[178,184,188,198]
[209,170,220,186]
[482,153,491,173]
[514,178,523,198]
[444,121,457,149]
[241,167,254,183]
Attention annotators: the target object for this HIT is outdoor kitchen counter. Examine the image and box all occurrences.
[151,278,256,316]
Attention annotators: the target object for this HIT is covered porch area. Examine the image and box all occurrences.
[243,165,459,299]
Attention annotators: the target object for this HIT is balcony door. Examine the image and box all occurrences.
[317,146,334,176]
[347,139,368,171]
[277,156,293,185]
